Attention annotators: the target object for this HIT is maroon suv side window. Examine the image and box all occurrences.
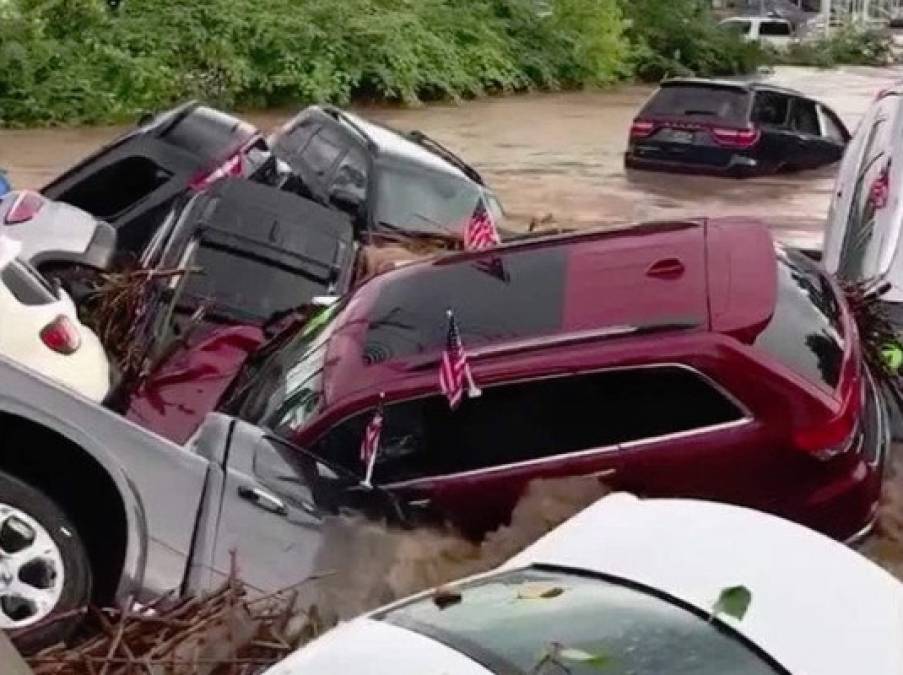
[313,366,744,483]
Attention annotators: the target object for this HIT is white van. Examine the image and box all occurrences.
[719,16,795,49]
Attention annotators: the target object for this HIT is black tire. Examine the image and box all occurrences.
[0,471,92,654]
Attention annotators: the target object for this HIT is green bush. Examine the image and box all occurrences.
[780,26,895,68]
[0,0,760,126]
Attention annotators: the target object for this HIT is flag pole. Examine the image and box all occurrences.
[361,392,385,490]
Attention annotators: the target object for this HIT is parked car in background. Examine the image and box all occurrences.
[41,101,278,253]
[139,177,355,340]
[265,493,903,675]
[269,105,506,243]
[625,79,850,177]
[0,190,116,273]
[719,15,796,48]
[0,238,109,402]
[130,218,887,543]
[0,355,398,653]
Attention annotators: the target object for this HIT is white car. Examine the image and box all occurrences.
[265,493,903,675]
[0,238,110,401]
[719,16,795,49]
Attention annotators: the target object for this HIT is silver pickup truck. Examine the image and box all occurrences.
[0,355,383,652]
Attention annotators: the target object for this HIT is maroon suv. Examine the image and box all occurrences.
[127,218,887,542]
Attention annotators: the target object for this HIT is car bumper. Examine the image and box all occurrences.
[624,152,768,178]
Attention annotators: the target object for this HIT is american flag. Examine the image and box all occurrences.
[869,159,892,210]
[440,309,481,410]
[360,397,384,487]
[464,198,500,251]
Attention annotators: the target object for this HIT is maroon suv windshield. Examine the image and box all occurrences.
[641,85,750,123]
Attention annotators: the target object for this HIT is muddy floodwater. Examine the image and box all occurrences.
[3,65,903,249]
[5,65,903,587]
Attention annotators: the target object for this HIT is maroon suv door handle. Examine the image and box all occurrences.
[646,257,685,279]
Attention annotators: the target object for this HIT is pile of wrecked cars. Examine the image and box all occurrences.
[0,91,898,659]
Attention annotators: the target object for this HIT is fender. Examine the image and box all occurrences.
[0,357,211,605]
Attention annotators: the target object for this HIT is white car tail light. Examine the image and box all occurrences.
[40,315,81,355]
[4,191,45,225]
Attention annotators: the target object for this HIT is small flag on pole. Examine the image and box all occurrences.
[360,394,385,488]
[440,309,481,410]
[464,198,501,251]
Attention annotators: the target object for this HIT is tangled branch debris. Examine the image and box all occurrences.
[25,571,325,675]
[840,278,900,383]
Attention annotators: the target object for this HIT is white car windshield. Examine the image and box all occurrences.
[377,567,786,675]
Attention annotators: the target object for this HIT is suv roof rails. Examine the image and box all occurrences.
[407,130,485,185]
[321,106,378,152]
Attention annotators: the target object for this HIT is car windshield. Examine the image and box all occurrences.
[641,85,750,123]
[237,301,346,432]
[753,247,845,392]
[374,164,488,236]
[378,567,784,675]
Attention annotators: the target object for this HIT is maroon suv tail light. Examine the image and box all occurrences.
[630,119,655,139]
[40,315,81,355]
[792,385,862,460]
[711,126,761,149]
[4,191,45,225]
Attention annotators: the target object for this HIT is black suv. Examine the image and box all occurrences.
[268,106,505,242]
[42,101,277,253]
[625,79,850,177]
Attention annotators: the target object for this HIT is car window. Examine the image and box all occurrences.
[328,148,368,209]
[1,260,57,306]
[788,98,820,135]
[314,366,743,482]
[753,247,845,392]
[641,86,750,123]
[271,117,319,158]
[378,567,786,675]
[835,101,894,280]
[760,20,792,36]
[302,128,345,183]
[819,105,847,143]
[55,156,172,219]
[364,248,568,364]
[720,20,752,35]
[373,164,485,235]
[751,92,790,127]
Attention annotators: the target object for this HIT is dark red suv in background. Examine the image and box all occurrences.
[128,218,888,542]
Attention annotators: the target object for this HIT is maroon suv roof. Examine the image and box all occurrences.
[318,218,776,412]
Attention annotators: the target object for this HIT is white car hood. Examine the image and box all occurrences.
[264,617,491,675]
[505,493,903,675]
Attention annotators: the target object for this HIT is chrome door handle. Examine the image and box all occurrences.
[238,486,288,516]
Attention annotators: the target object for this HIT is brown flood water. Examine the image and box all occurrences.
[4,65,903,592]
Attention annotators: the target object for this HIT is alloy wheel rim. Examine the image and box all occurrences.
[0,504,65,629]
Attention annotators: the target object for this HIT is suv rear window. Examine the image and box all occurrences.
[1,260,56,306]
[641,85,750,123]
[753,247,845,391]
[760,21,792,36]
[364,247,567,364]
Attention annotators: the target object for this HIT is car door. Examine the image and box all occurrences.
[187,415,330,599]
[822,93,903,298]
[749,91,795,171]
[787,97,836,169]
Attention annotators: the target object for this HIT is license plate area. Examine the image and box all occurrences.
[659,128,695,144]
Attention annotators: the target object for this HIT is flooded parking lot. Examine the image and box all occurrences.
[3,65,903,248]
[4,64,903,580]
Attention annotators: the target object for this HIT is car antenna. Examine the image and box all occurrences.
[407,130,485,185]
[322,106,379,153]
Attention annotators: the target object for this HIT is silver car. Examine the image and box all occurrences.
[0,190,116,272]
